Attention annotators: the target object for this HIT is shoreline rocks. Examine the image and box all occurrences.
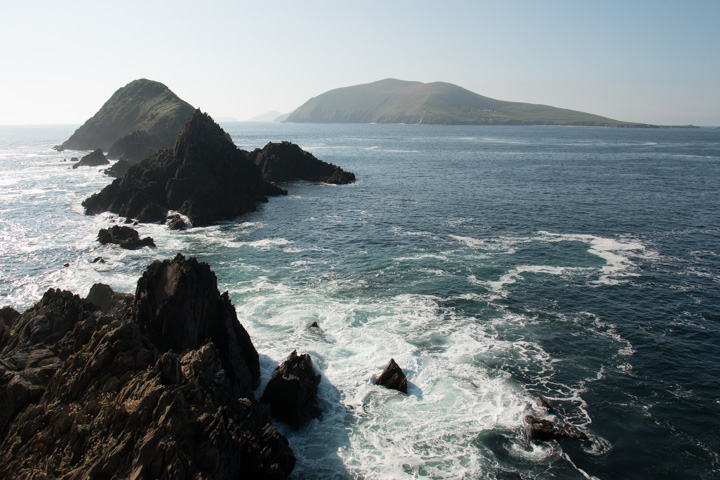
[0,254,295,479]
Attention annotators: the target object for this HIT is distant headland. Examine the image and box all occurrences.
[286,78,671,127]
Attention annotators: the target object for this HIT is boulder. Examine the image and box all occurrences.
[261,350,322,429]
[83,110,284,227]
[72,148,109,169]
[250,141,356,184]
[376,358,407,393]
[105,158,132,178]
[97,225,155,250]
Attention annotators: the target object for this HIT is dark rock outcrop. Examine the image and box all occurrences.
[107,129,161,164]
[72,148,109,169]
[58,79,195,153]
[376,358,407,393]
[98,225,155,250]
[250,141,356,184]
[105,158,132,177]
[0,255,295,479]
[261,350,322,429]
[83,110,285,226]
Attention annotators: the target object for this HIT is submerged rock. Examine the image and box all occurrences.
[261,350,322,428]
[376,358,407,393]
[0,255,295,479]
[97,225,155,250]
[524,397,588,443]
[250,141,356,184]
[72,148,109,169]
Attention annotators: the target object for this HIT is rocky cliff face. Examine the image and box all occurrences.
[250,141,356,184]
[82,110,284,226]
[59,79,195,154]
[0,254,295,479]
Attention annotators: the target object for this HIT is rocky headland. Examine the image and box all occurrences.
[83,109,355,227]
[82,110,286,226]
[0,254,296,479]
[58,79,195,166]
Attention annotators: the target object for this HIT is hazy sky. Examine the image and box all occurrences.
[1,0,718,126]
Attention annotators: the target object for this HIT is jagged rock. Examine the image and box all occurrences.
[135,254,260,392]
[59,79,195,152]
[376,358,407,393]
[83,110,284,227]
[70,157,79,162]
[250,141,356,184]
[97,225,155,250]
[261,350,322,429]
[0,256,295,479]
[72,148,109,169]
[166,214,187,231]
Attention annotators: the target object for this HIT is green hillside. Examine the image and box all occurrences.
[60,79,195,151]
[286,79,650,127]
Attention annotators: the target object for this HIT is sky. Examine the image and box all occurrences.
[1,0,719,126]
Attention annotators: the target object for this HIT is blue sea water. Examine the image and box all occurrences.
[0,123,719,479]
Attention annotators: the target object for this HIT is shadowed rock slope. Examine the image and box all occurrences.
[59,79,195,157]
[0,254,295,479]
[82,110,283,226]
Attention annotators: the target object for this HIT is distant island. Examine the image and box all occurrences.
[57,79,195,166]
[286,78,656,127]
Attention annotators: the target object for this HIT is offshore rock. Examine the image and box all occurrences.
[524,397,588,443]
[376,358,407,393]
[59,79,195,152]
[251,141,356,184]
[72,148,109,169]
[0,255,295,479]
[97,225,155,250]
[261,350,322,429]
[83,110,284,226]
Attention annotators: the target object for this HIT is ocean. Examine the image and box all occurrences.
[0,122,718,479]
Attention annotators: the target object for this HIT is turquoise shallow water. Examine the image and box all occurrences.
[1,123,719,479]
